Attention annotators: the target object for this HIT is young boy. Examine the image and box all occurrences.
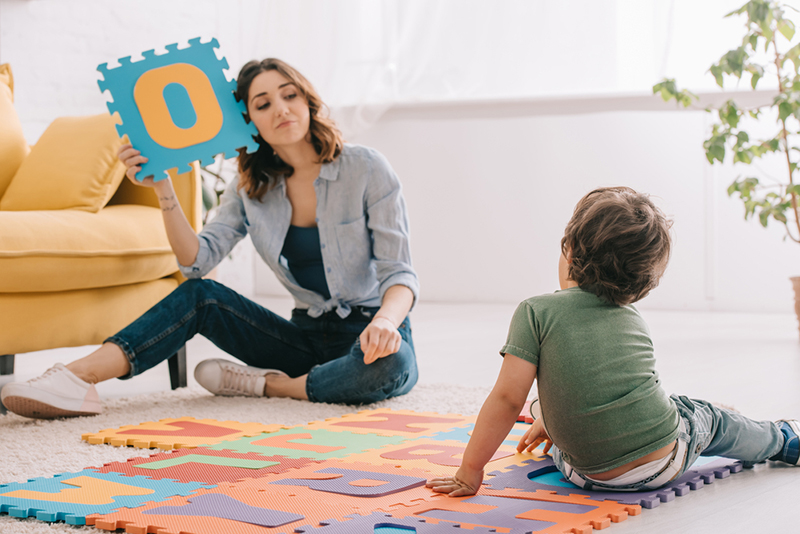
[427,186,799,496]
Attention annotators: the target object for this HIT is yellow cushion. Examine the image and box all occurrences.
[0,64,30,199]
[0,113,126,212]
[0,205,178,292]
[0,277,180,354]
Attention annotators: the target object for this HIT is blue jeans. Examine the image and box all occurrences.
[551,394,784,491]
[106,279,418,404]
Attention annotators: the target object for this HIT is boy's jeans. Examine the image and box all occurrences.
[106,279,418,404]
[550,394,784,491]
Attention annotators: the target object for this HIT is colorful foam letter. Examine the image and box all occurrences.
[97,37,258,181]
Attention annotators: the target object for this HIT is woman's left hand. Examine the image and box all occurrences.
[360,316,402,365]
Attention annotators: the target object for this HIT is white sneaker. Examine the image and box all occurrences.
[0,364,101,419]
[194,359,288,397]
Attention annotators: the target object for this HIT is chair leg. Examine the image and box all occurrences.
[0,354,13,375]
[0,355,14,414]
[168,346,187,390]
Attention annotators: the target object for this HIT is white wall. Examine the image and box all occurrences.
[253,95,800,313]
[4,0,800,312]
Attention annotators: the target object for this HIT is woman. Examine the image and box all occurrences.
[1,58,419,419]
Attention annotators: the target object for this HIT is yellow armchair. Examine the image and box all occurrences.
[0,64,202,398]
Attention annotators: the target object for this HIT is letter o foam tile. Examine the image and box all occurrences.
[97,37,259,181]
[81,417,284,449]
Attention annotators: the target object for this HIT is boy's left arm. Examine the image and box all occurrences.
[426,353,537,496]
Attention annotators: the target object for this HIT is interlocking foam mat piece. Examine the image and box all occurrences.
[0,408,746,533]
[81,417,284,449]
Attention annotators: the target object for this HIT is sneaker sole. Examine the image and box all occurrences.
[1,395,100,419]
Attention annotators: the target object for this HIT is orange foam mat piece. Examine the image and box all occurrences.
[338,438,520,477]
[231,460,441,511]
[88,460,444,534]
[87,492,354,534]
[307,409,473,437]
[82,418,285,449]
[388,488,642,534]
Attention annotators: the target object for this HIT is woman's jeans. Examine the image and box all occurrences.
[106,279,418,404]
[550,394,784,491]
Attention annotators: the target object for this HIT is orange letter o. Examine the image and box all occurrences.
[133,63,223,149]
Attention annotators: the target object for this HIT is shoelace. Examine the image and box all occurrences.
[220,365,261,396]
[29,366,61,383]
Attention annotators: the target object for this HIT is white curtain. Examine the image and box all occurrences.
[224,0,797,136]
[3,0,786,140]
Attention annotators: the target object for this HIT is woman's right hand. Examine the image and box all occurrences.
[118,144,159,187]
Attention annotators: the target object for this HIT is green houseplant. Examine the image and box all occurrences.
[654,0,800,332]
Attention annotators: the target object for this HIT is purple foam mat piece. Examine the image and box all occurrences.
[269,467,426,497]
[484,456,744,509]
[145,493,303,528]
[291,512,501,533]
[420,494,597,532]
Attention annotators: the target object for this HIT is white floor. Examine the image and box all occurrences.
[3,296,800,533]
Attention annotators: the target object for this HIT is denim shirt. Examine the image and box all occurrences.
[179,144,419,318]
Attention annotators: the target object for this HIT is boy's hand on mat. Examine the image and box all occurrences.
[360,316,401,365]
[426,468,482,497]
[517,418,552,454]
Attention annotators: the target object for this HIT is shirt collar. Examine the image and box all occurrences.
[318,156,341,181]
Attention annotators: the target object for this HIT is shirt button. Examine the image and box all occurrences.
[315,217,319,223]
[327,267,332,273]
[336,292,341,297]
[321,244,326,249]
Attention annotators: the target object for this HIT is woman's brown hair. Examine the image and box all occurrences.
[235,58,343,199]
[560,186,673,306]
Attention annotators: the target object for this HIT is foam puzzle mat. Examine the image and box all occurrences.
[0,408,745,533]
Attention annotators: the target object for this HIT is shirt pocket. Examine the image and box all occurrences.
[334,215,374,281]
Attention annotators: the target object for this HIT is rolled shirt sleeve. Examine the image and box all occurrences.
[178,178,247,279]
[500,302,541,366]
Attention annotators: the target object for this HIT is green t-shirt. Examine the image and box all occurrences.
[501,287,679,474]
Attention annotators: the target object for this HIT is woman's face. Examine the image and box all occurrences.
[246,69,311,148]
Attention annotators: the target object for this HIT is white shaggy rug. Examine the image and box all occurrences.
[0,384,491,533]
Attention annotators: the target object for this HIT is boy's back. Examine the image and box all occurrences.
[503,286,679,474]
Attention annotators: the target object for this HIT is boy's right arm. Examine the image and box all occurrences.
[118,144,200,267]
[426,354,537,497]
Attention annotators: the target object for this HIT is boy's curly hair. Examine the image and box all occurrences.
[561,187,673,306]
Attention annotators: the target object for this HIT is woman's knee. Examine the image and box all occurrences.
[366,342,418,397]
[178,278,217,296]
[175,279,233,305]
